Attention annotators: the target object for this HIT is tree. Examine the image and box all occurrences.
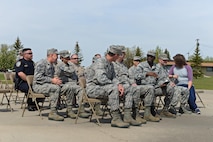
[203,56,213,61]
[190,39,203,79]
[0,44,16,71]
[124,47,134,68]
[164,48,171,60]
[154,46,164,63]
[13,37,24,56]
[73,42,83,65]
[123,46,144,68]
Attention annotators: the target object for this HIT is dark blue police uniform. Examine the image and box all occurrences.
[15,58,35,110]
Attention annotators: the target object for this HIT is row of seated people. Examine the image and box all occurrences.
[14,46,200,128]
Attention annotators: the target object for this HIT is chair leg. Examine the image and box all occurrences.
[89,102,101,126]
[22,99,27,117]
[196,92,205,108]
[35,100,43,119]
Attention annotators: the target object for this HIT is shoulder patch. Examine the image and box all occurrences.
[16,61,21,67]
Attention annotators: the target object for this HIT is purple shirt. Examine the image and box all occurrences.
[169,64,193,84]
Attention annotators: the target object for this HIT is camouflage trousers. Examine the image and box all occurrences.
[86,83,120,111]
[132,85,155,107]
[60,82,83,107]
[33,83,60,110]
[122,83,134,109]
[154,84,175,107]
[170,86,189,107]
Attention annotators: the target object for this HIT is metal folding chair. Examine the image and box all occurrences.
[195,90,205,108]
[22,75,46,119]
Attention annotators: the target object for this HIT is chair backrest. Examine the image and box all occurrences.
[26,75,34,92]
[3,72,14,89]
[78,77,86,88]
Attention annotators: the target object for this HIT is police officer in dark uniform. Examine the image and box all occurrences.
[15,48,36,111]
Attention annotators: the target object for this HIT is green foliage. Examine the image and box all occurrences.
[190,41,203,79]
[13,37,24,55]
[203,56,213,61]
[0,44,16,71]
[164,48,171,60]
[123,46,144,68]
[73,42,83,65]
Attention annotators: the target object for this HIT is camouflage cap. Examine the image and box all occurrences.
[59,50,71,58]
[133,56,141,61]
[117,45,126,53]
[158,53,169,60]
[47,48,58,55]
[147,51,156,57]
[108,45,122,55]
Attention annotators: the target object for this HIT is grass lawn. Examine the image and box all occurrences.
[193,76,213,90]
[0,72,212,90]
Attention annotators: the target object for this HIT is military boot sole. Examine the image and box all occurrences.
[144,116,160,122]
[79,113,91,118]
[48,117,64,121]
[111,123,130,128]
[160,112,176,118]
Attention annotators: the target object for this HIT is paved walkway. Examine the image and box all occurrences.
[0,90,213,142]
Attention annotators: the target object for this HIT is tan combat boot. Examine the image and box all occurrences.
[79,105,91,118]
[160,107,176,118]
[132,107,147,124]
[94,103,105,116]
[144,107,160,122]
[111,110,130,128]
[123,108,142,126]
[48,109,64,121]
[66,106,77,119]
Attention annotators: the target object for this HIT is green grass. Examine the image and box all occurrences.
[1,72,212,90]
[193,76,213,90]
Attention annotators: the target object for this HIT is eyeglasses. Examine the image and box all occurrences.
[71,58,78,60]
[147,55,155,58]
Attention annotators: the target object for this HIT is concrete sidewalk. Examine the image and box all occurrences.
[0,90,213,142]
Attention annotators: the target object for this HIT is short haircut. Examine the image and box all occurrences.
[22,48,31,53]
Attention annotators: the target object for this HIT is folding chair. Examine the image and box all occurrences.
[75,77,107,126]
[0,80,13,111]
[195,90,205,108]
[22,75,46,119]
[2,72,24,106]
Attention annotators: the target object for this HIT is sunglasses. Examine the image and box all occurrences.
[71,58,78,60]
[26,52,33,54]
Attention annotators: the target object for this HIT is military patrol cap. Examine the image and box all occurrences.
[117,45,126,53]
[59,50,71,58]
[147,51,156,57]
[47,48,58,55]
[108,45,122,55]
[158,53,169,60]
[133,56,141,61]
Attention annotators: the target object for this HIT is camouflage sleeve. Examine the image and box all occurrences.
[34,60,52,84]
[156,65,169,86]
[128,67,136,84]
[135,63,146,80]
[93,59,113,85]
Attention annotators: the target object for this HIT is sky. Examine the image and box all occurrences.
[1,0,213,66]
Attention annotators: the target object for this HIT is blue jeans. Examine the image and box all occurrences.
[178,84,197,111]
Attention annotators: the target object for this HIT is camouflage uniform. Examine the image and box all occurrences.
[135,61,174,96]
[33,59,60,110]
[128,65,155,107]
[54,61,82,107]
[86,57,120,111]
[156,63,189,108]
[113,61,133,108]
